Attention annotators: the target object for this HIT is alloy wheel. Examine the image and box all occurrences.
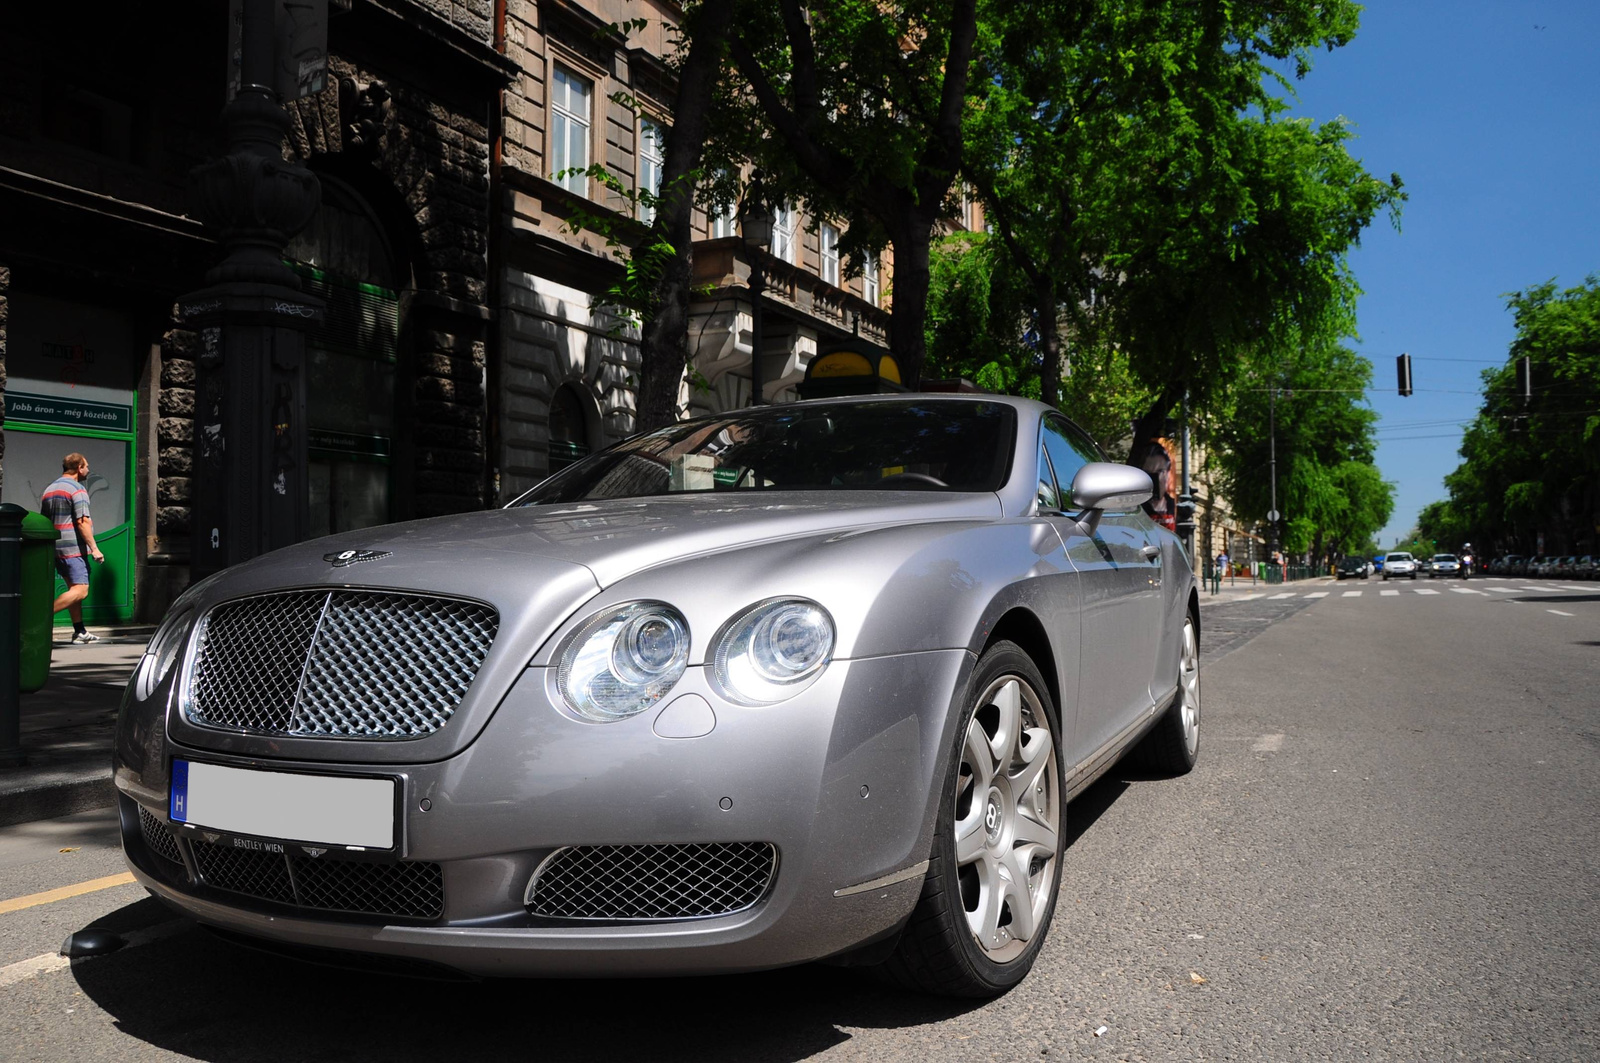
[953,676,1060,963]
[1179,617,1201,756]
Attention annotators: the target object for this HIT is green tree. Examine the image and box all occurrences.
[724,0,981,388]
[1205,339,1391,561]
[1426,276,1600,553]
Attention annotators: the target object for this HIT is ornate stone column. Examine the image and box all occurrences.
[180,0,324,578]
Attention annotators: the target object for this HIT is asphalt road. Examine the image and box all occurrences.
[2,577,1596,1061]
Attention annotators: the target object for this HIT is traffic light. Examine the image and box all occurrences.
[1516,356,1531,404]
[1396,353,1413,397]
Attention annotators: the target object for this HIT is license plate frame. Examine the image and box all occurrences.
[170,759,397,851]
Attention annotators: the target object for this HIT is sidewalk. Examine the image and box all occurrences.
[1,626,150,828]
[1196,573,1337,607]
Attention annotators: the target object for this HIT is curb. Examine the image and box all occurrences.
[0,766,116,828]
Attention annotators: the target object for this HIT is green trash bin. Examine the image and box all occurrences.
[17,509,57,693]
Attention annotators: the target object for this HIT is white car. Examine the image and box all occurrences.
[1382,552,1418,580]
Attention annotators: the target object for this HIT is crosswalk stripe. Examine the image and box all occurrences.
[1519,588,1543,592]
[1381,589,1399,596]
[1268,592,1296,599]
[1305,591,1328,599]
[1450,587,1485,595]
[1486,586,1516,592]
[1235,593,1264,601]
[1415,588,1440,595]
[1342,590,1362,597]
[1549,610,1575,616]
[1558,586,1588,592]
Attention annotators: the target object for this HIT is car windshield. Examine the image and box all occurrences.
[1433,554,1456,562]
[1386,553,1412,561]
[513,400,1018,505]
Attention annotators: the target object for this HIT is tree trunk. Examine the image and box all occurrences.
[632,0,735,433]
[1035,273,1060,408]
[887,216,935,389]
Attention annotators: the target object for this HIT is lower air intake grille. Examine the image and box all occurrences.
[527,842,776,920]
[138,806,184,868]
[190,838,443,920]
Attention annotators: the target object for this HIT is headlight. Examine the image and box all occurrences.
[712,598,834,705]
[556,602,690,722]
[134,607,194,703]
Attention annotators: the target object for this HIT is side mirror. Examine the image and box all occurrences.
[1070,462,1154,534]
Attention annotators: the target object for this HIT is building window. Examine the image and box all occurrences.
[638,117,666,224]
[712,202,737,238]
[862,257,879,306]
[771,204,797,265]
[548,384,591,474]
[551,65,592,196]
[820,224,840,286]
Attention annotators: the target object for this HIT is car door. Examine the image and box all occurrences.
[1036,416,1153,763]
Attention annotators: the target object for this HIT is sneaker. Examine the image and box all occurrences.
[71,631,101,644]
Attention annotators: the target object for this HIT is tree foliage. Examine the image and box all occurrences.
[722,0,981,388]
[1203,339,1392,559]
[1420,276,1600,553]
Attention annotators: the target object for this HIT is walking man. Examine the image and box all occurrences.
[41,453,104,644]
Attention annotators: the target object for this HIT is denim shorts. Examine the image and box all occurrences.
[55,555,90,586]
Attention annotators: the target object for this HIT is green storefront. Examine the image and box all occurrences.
[0,293,139,624]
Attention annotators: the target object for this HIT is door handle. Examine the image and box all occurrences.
[1142,544,1161,560]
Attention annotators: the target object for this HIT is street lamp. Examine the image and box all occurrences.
[739,192,774,406]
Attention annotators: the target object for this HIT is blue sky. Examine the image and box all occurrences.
[1275,1,1600,549]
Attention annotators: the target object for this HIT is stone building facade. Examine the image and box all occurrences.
[0,1,510,620]
[490,0,893,502]
[1,0,899,620]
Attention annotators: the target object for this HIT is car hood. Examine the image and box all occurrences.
[203,491,1004,600]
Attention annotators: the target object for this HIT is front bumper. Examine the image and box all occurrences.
[116,650,972,977]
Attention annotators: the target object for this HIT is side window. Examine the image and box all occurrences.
[1035,441,1060,511]
[1041,416,1098,505]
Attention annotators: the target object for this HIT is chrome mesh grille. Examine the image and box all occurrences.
[527,842,776,920]
[192,840,295,904]
[190,837,444,920]
[186,590,498,739]
[138,806,184,867]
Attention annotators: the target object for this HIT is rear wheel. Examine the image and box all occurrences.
[879,642,1063,997]
[1132,611,1201,775]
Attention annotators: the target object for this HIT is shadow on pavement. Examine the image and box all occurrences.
[73,904,985,1062]
[1510,594,1600,604]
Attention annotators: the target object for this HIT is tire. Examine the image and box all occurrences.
[1131,610,1201,776]
[878,642,1063,997]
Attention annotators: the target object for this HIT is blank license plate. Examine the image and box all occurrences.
[170,760,396,849]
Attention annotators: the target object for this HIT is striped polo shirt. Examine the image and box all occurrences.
[40,474,91,558]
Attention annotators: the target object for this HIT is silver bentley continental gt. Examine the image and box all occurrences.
[115,394,1201,997]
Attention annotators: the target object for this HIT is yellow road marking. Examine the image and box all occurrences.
[0,872,136,916]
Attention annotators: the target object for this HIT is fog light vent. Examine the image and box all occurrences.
[526,842,776,921]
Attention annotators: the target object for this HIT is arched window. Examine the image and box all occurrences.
[548,385,591,474]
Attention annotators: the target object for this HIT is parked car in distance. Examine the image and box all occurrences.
[1417,557,1433,575]
[1382,552,1418,580]
[1428,553,1461,577]
[1335,556,1370,580]
[113,394,1202,998]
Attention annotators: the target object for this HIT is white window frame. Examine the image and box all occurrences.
[771,204,797,265]
[551,64,592,196]
[638,117,666,224]
[862,257,880,306]
[820,224,840,286]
